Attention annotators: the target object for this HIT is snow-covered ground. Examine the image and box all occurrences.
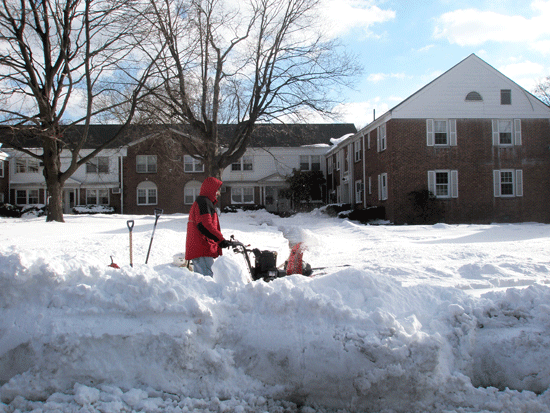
[1,209,550,412]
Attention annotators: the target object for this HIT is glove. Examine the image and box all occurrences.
[219,239,231,249]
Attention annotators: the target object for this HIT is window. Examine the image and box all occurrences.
[0,192,3,203]
[0,160,4,178]
[492,119,521,146]
[427,119,457,146]
[184,180,201,204]
[368,176,372,195]
[354,140,362,162]
[465,91,483,101]
[378,124,386,152]
[86,189,109,205]
[136,155,157,173]
[16,189,40,205]
[231,155,253,171]
[184,155,204,173]
[335,154,340,171]
[355,180,363,203]
[15,158,39,173]
[378,173,388,201]
[231,187,254,204]
[367,133,371,150]
[299,155,321,171]
[327,156,333,173]
[501,89,511,105]
[428,170,458,198]
[137,181,158,205]
[494,170,523,197]
[86,157,109,174]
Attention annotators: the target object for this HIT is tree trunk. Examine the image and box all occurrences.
[43,139,65,223]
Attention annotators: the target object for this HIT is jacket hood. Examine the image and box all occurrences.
[199,177,223,203]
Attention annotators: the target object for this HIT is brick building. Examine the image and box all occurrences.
[327,54,550,224]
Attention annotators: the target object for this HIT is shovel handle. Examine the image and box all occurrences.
[127,220,134,232]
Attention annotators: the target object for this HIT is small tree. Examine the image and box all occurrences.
[404,189,445,224]
[281,169,326,211]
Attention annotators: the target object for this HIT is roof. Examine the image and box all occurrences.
[0,123,357,150]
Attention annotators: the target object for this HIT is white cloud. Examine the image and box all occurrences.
[499,61,545,78]
[367,72,408,83]
[319,0,395,39]
[333,99,390,129]
[433,1,550,46]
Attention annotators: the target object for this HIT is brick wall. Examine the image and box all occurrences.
[385,118,550,224]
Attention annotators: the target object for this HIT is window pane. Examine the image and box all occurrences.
[16,190,26,204]
[16,159,26,173]
[231,163,241,171]
[300,155,309,170]
[147,156,157,173]
[243,187,253,203]
[231,189,242,203]
[434,121,447,145]
[501,89,511,105]
[435,172,449,196]
[501,172,514,195]
[311,155,321,171]
[137,189,147,204]
[28,160,39,173]
[98,189,109,205]
[87,189,97,204]
[242,156,253,171]
[136,156,147,173]
[148,189,157,204]
[28,189,39,204]
[499,120,512,144]
[86,161,98,173]
[98,157,109,173]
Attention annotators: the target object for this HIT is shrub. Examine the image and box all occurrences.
[0,203,23,218]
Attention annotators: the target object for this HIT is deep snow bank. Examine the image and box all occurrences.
[1,211,550,412]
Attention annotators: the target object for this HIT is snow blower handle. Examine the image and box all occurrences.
[127,220,134,267]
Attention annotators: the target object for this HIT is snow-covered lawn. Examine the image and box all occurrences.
[1,209,550,412]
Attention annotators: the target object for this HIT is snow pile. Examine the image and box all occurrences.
[1,210,550,412]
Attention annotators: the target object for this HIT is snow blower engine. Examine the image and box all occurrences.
[228,235,312,282]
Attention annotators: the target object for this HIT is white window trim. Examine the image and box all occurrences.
[184,180,202,204]
[86,156,109,174]
[16,188,40,205]
[231,187,255,204]
[137,181,158,205]
[377,124,387,152]
[492,119,521,146]
[494,169,523,197]
[15,158,40,174]
[232,155,254,172]
[136,155,157,173]
[427,119,457,147]
[355,180,363,203]
[428,170,458,199]
[378,173,388,201]
[86,188,110,205]
[184,155,204,173]
[354,140,362,162]
[0,160,4,178]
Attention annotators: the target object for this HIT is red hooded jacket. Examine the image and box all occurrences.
[185,177,225,260]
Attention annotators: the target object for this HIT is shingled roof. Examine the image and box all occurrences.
[0,123,356,150]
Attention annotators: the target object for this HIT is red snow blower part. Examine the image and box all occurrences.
[227,236,312,282]
[108,256,120,269]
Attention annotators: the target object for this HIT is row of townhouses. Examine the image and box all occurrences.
[1,54,550,224]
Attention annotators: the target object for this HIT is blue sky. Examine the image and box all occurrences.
[320,0,550,128]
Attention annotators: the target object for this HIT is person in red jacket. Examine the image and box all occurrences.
[185,177,230,276]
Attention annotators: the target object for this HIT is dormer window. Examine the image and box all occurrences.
[465,91,483,101]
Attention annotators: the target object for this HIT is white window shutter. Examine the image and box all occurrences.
[449,119,457,146]
[451,170,459,198]
[426,119,434,146]
[492,120,499,146]
[493,170,501,197]
[514,119,522,145]
[378,174,382,200]
[516,169,523,197]
[427,171,436,194]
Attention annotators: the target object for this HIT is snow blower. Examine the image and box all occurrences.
[227,236,312,282]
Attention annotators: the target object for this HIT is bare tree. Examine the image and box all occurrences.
[0,0,156,222]
[138,0,360,177]
[534,76,550,106]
